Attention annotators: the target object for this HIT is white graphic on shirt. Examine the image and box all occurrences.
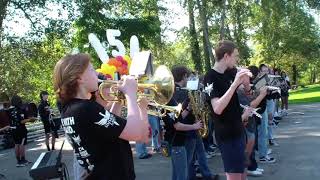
[86,159,95,171]
[72,135,81,146]
[78,159,84,165]
[61,117,75,133]
[203,83,213,96]
[168,112,175,119]
[95,110,119,128]
[78,147,90,158]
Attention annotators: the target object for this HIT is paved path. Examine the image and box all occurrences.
[0,103,319,180]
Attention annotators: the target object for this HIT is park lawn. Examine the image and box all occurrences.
[289,84,320,104]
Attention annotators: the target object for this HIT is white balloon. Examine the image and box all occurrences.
[88,33,109,63]
[130,35,140,58]
[106,29,126,57]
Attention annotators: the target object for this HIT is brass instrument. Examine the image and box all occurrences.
[99,65,175,105]
[99,65,181,117]
[188,90,210,138]
[147,103,183,118]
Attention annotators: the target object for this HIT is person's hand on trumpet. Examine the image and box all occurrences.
[138,96,149,110]
[118,75,138,97]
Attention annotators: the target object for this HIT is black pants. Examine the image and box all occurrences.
[247,124,258,171]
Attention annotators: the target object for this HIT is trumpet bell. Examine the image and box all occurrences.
[146,65,175,105]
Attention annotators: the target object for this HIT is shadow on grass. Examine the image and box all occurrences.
[290,84,320,94]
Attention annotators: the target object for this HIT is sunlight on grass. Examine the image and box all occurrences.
[289,84,320,104]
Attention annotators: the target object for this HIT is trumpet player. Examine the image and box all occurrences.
[54,53,149,180]
[204,40,253,180]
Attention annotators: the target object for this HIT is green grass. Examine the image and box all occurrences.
[289,84,320,104]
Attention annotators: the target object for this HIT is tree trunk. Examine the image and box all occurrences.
[292,64,297,85]
[187,0,203,73]
[312,67,316,84]
[219,0,227,40]
[0,0,10,49]
[196,0,213,71]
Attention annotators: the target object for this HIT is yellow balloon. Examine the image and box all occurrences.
[110,65,117,72]
[96,69,103,73]
[101,63,110,71]
[101,68,109,75]
[123,55,131,62]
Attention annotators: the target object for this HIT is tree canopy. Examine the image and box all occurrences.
[0,0,319,104]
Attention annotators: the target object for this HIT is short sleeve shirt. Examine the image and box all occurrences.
[203,69,244,142]
[5,106,28,135]
[38,100,50,121]
[61,98,135,180]
[162,84,193,146]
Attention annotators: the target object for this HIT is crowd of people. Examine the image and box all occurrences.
[0,91,61,167]
[0,40,292,180]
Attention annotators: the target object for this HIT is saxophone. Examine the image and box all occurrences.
[188,90,209,138]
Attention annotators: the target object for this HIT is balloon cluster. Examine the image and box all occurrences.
[96,55,132,80]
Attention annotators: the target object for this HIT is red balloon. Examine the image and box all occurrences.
[116,56,124,62]
[122,60,128,66]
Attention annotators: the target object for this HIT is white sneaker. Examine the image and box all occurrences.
[205,153,212,159]
[267,148,272,155]
[247,170,263,177]
[256,168,264,172]
[259,155,276,163]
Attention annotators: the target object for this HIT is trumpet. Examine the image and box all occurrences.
[98,65,175,106]
[148,103,183,118]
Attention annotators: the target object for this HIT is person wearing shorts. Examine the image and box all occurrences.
[7,95,32,167]
[204,40,253,180]
[38,91,57,151]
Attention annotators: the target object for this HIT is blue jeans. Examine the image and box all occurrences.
[136,142,148,157]
[148,115,160,149]
[171,146,188,180]
[185,137,212,180]
[258,110,268,158]
[267,100,275,140]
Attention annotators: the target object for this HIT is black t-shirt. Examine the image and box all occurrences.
[203,69,244,142]
[6,106,28,134]
[163,84,195,146]
[38,100,50,121]
[61,98,134,180]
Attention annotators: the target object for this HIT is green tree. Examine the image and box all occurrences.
[187,0,203,73]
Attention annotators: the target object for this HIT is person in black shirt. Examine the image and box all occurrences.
[38,91,57,151]
[162,65,202,180]
[203,40,253,180]
[237,69,268,176]
[7,95,34,167]
[53,53,149,180]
